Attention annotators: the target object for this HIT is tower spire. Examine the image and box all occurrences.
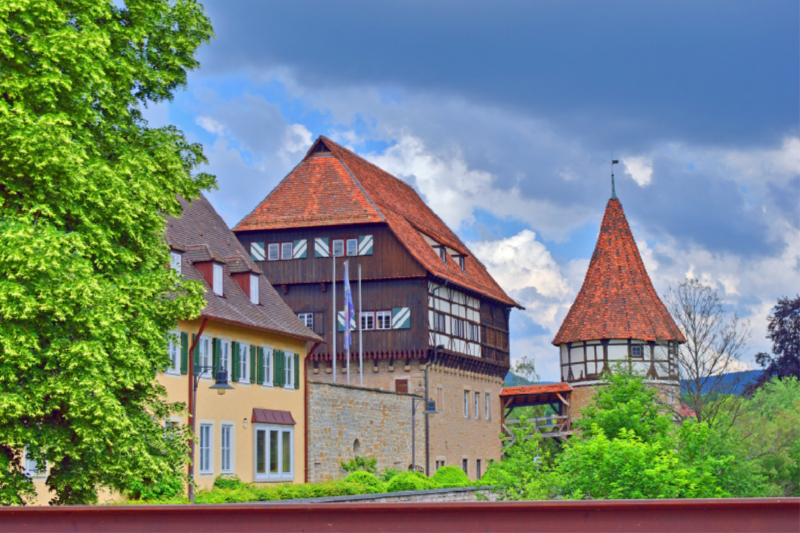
[610,159,619,200]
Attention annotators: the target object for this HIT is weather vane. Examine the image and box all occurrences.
[604,159,620,199]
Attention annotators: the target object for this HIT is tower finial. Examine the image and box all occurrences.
[610,159,619,199]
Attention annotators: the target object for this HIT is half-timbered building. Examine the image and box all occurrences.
[234,136,522,478]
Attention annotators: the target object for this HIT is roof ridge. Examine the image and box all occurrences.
[333,150,386,222]
[232,158,307,232]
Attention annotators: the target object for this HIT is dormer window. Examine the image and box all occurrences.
[170,251,182,275]
[457,255,466,272]
[213,263,224,296]
[438,246,447,264]
[250,274,259,305]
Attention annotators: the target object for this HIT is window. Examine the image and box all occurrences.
[474,392,480,419]
[467,323,480,342]
[463,391,469,418]
[170,251,182,275]
[485,393,490,420]
[198,336,211,371]
[254,426,294,481]
[346,238,358,256]
[267,243,280,261]
[433,312,446,333]
[453,317,465,338]
[437,386,444,412]
[250,274,259,305]
[395,379,408,394]
[238,343,249,383]
[332,239,344,257]
[212,263,224,296]
[476,459,481,478]
[438,247,447,263]
[264,348,273,386]
[458,256,466,272]
[23,447,42,478]
[284,352,293,389]
[462,459,468,475]
[281,242,293,260]
[631,345,644,357]
[220,425,233,473]
[220,340,231,376]
[166,331,180,374]
[199,424,212,473]
[376,310,392,330]
[298,313,313,329]
[360,312,374,330]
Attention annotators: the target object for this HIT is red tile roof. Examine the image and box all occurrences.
[501,382,573,397]
[234,136,520,308]
[552,198,685,345]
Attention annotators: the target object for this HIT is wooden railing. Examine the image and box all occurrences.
[503,416,573,443]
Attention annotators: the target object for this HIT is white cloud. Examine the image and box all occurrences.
[622,156,653,187]
[281,124,313,155]
[196,116,228,136]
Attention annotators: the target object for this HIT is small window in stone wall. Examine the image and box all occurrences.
[396,379,408,394]
[353,439,361,455]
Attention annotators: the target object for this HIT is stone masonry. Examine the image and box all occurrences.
[307,381,425,483]
[308,357,505,480]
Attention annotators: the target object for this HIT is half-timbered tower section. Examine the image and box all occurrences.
[234,136,521,478]
[551,194,685,417]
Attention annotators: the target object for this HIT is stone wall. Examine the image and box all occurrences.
[568,380,682,421]
[308,358,505,480]
[307,381,426,483]
[267,487,496,504]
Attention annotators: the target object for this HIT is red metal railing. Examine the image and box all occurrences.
[1,498,797,533]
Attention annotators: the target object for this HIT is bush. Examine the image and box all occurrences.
[377,467,402,483]
[341,456,377,474]
[127,477,184,501]
[345,471,386,493]
[432,466,471,488]
[213,475,245,490]
[386,471,439,492]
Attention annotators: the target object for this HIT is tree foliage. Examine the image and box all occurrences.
[751,295,800,390]
[0,0,214,505]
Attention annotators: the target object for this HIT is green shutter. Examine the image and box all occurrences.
[294,353,300,389]
[212,338,220,372]
[275,350,284,387]
[192,334,199,373]
[180,332,188,375]
[257,347,264,385]
[392,307,411,329]
[232,341,240,382]
[250,345,257,383]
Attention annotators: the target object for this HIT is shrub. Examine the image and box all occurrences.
[345,471,386,493]
[432,466,471,488]
[127,477,184,501]
[377,467,402,483]
[386,471,439,492]
[341,456,378,474]
[213,475,245,490]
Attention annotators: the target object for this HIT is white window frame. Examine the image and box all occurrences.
[199,422,214,474]
[250,274,259,305]
[360,311,375,331]
[281,242,293,260]
[22,446,46,479]
[170,251,182,275]
[263,347,273,387]
[474,392,480,419]
[253,425,294,482]
[346,238,358,256]
[376,310,392,330]
[220,423,234,474]
[463,390,469,418]
[631,344,644,357]
[198,336,211,375]
[219,339,231,377]
[485,392,490,420]
[284,351,294,389]
[212,263,224,296]
[298,313,313,329]
[238,343,250,384]
[332,239,344,257]
[166,330,181,375]
[267,243,280,261]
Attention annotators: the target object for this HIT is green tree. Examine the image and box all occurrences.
[0,0,214,505]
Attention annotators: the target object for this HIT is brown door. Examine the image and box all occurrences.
[396,379,408,393]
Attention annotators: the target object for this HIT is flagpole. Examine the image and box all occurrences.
[359,263,363,388]
[332,254,336,384]
[346,260,351,386]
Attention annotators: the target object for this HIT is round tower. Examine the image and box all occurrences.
[552,193,685,417]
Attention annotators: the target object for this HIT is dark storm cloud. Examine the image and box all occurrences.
[196,0,799,150]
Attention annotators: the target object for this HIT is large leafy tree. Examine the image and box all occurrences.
[751,296,800,390]
[0,0,214,504]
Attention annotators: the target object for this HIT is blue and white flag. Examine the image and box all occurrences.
[343,261,356,350]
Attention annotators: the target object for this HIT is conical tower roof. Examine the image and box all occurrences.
[552,198,685,345]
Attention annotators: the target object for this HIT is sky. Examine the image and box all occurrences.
[145,0,800,382]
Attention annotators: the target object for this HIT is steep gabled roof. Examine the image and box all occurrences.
[552,198,685,345]
[234,136,520,308]
[167,194,322,343]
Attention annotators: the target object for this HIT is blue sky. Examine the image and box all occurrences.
[147,0,799,381]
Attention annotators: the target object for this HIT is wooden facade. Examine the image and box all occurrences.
[236,223,512,379]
